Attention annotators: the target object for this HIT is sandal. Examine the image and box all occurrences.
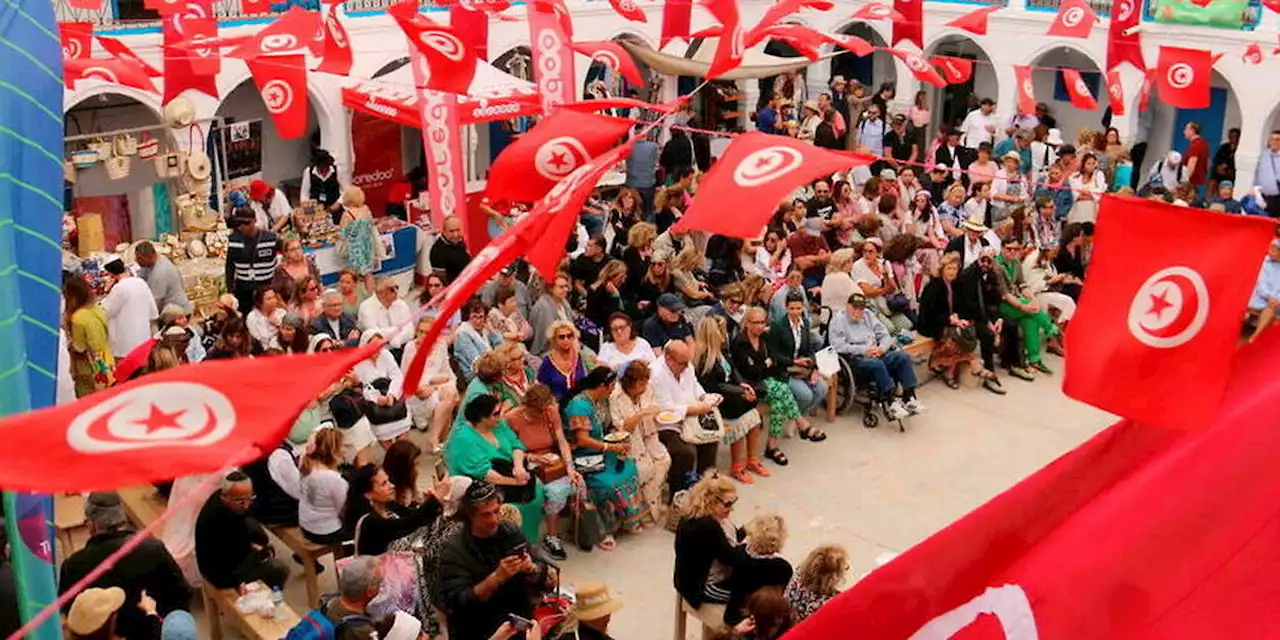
[799,427,828,442]
[764,447,790,466]
[746,459,772,477]
[597,535,617,551]
[945,374,961,390]
[730,463,755,484]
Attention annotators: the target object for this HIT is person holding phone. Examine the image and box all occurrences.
[437,482,555,640]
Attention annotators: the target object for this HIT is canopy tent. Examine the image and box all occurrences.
[619,37,833,81]
[342,59,541,128]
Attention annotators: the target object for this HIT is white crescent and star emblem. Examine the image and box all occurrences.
[534,136,590,181]
[327,11,348,48]
[590,49,622,70]
[1117,0,1133,21]
[1074,78,1090,96]
[1061,6,1085,27]
[907,585,1039,640]
[67,382,236,454]
[733,146,803,188]
[1109,81,1122,100]
[1166,63,1194,90]
[64,39,83,59]
[1127,266,1209,349]
[1021,78,1034,99]
[868,4,890,17]
[261,79,294,114]
[81,65,121,83]
[261,33,299,52]
[903,53,928,72]
[420,30,466,62]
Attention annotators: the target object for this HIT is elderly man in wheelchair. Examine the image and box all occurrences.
[828,292,924,423]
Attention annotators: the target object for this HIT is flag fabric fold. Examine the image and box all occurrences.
[408,47,467,226]
[247,54,309,139]
[892,0,922,48]
[313,2,354,76]
[1105,69,1125,116]
[1046,0,1097,38]
[944,5,999,35]
[932,55,973,84]
[1061,68,1098,110]
[1014,64,1036,114]
[892,48,946,87]
[1107,0,1145,71]
[485,111,633,203]
[571,41,645,87]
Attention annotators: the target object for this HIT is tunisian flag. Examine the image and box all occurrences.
[660,0,691,47]
[572,41,645,87]
[891,49,946,87]
[1106,0,1145,71]
[313,2,354,76]
[1061,68,1098,110]
[608,0,647,22]
[932,56,973,84]
[704,0,745,79]
[787,328,1280,639]
[60,22,93,59]
[674,133,870,239]
[486,111,632,203]
[1063,196,1274,431]
[944,5,999,35]
[161,0,218,103]
[0,345,376,492]
[390,0,478,95]
[247,54,309,139]
[409,47,467,226]
[1014,64,1036,115]
[892,0,922,48]
[1105,69,1125,115]
[1046,0,1096,38]
[1155,46,1213,109]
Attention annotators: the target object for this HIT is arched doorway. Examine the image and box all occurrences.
[1135,68,1241,187]
[1027,46,1108,147]
[829,22,894,97]
[583,33,656,102]
[490,45,535,159]
[216,78,321,198]
[64,92,165,243]
[926,34,997,133]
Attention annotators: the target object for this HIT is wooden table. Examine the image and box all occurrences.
[202,581,301,640]
[118,486,168,530]
[53,494,86,560]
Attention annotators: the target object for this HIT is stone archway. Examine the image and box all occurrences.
[925,34,997,132]
[216,78,322,190]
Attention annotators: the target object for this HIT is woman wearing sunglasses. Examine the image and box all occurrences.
[674,471,744,635]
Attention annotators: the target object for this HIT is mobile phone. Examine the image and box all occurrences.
[508,614,535,631]
[507,541,529,557]
[433,457,448,481]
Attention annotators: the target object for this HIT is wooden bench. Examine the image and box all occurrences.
[118,486,168,530]
[672,593,729,640]
[265,525,345,609]
[54,494,86,561]
[201,581,301,640]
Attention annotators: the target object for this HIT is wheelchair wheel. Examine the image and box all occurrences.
[834,355,858,414]
[862,411,879,428]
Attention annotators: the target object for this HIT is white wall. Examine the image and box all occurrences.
[1030,48,1110,146]
[216,81,317,188]
[1139,73,1241,183]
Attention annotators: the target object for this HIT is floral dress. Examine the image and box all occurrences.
[340,213,380,276]
[565,396,649,531]
[609,385,671,515]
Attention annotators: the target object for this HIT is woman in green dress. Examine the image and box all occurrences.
[454,350,511,433]
[444,394,545,544]
[563,366,649,550]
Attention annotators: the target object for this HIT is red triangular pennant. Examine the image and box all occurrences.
[892,48,946,87]
[607,0,647,22]
[314,2,354,76]
[944,5,1000,35]
[572,41,646,87]
[932,55,973,84]
[1047,0,1098,38]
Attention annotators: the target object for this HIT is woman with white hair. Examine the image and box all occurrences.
[725,512,792,626]
[352,331,412,447]
[401,315,459,450]
[337,186,382,293]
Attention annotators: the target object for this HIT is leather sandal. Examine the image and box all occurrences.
[730,463,755,484]
[746,459,772,477]
[764,447,789,466]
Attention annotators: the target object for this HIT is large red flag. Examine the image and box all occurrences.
[313,2,354,76]
[240,0,270,15]
[486,111,632,203]
[389,1,478,95]
[572,41,645,87]
[1046,0,1097,38]
[932,55,973,84]
[749,24,825,61]
[1014,64,1035,114]
[451,4,490,61]
[607,0,647,22]
[825,32,875,57]
[892,48,946,87]
[226,6,322,60]
[183,16,221,77]
[1064,196,1274,430]
[1105,69,1125,115]
[0,345,376,492]
[1155,45,1212,109]
[98,37,163,77]
[247,54,309,139]
[746,0,833,46]
[162,0,218,103]
[892,0,922,48]
[1107,0,1145,71]
[1061,68,1098,110]
[65,58,159,93]
[408,47,468,227]
[660,0,691,48]
[944,5,999,35]
[61,22,93,59]
[674,132,870,238]
[787,328,1280,640]
[704,0,745,79]
[527,1,576,111]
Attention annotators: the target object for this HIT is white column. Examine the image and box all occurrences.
[741,80,761,130]
[1232,91,1273,195]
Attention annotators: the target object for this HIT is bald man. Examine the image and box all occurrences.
[649,339,721,496]
[429,216,472,283]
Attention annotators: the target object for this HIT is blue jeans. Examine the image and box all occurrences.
[635,186,656,223]
[580,212,605,239]
[787,376,829,416]
[853,350,917,397]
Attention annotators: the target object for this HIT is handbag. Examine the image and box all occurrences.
[104,155,131,180]
[137,132,159,159]
[532,454,568,483]
[943,325,979,353]
[572,454,605,475]
[154,150,184,179]
[572,493,615,551]
[113,133,138,157]
[886,292,912,315]
[680,408,723,445]
[490,458,537,504]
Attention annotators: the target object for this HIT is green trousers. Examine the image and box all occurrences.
[999,299,1058,364]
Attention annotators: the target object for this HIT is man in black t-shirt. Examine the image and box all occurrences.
[884,114,917,170]
[805,178,835,219]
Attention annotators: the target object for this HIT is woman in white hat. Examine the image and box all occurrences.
[990,150,1031,224]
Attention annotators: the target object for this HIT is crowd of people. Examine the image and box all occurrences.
[48,67,1280,640]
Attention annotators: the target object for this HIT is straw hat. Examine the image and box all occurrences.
[960,215,989,233]
[163,96,196,127]
[574,581,624,621]
[67,587,126,635]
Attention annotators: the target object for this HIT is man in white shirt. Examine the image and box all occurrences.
[100,258,159,359]
[249,179,292,233]
[958,98,999,150]
[649,341,720,496]
[357,277,414,358]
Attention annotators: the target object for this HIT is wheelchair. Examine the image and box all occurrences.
[831,353,906,431]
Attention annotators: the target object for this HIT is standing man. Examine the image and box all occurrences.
[755,94,784,135]
[883,114,917,171]
[1210,127,1240,195]
[958,98,999,150]
[1254,130,1280,216]
[134,241,190,315]
[856,102,888,160]
[224,206,278,318]
[248,179,292,233]
[1183,122,1210,199]
[1129,107,1153,190]
[100,258,158,360]
[429,216,472,283]
[625,126,660,222]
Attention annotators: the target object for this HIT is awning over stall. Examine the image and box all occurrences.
[619,38,831,80]
[342,59,542,128]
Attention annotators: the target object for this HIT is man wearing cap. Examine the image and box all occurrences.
[946,216,992,269]
[1209,180,1244,214]
[134,240,191,315]
[248,178,292,233]
[225,205,279,317]
[100,257,159,360]
[990,151,1030,223]
[65,587,130,640]
[574,581,624,639]
[300,149,341,216]
[829,293,923,419]
[60,493,190,640]
[480,267,532,320]
[430,216,473,284]
[642,294,695,351]
[883,114,917,171]
[357,277,414,360]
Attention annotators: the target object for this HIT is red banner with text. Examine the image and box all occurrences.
[350,111,403,216]
[527,2,576,112]
[409,47,467,228]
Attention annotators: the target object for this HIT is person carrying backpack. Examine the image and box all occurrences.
[287,556,383,640]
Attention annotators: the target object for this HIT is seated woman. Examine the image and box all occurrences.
[785,544,850,623]
[597,312,657,370]
[536,320,594,403]
[444,394,545,544]
[731,588,793,640]
[454,299,502,383]
[495,341,536,408]
[725,513,793,626]
[733,307,816,468]
[245,287,285,352]
[693,317,765,485]
[486,285,533,346]
[754,228,793,283]
[1023,242,1078,332]
[564,367,648,547]
[634,255,677,319]
[671,245,716,307]
[275,314,308,355]
[343,461,447,556]
[819,248,859,319]
[674,472,744,632]
[609,360,672,519]
[916,252,987,390]
[851,238,914,331]
[382,440,427,506]
[299,428,349,545]
[455,350,510,433]
[352,332,411,447]
[584,260,629,329]
[290,275,323,326]
[503,383,582,560]
[400,315,459,450]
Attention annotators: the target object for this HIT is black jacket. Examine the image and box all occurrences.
[225,228,278,292]
[814,123,841,150]
[956,263,998,324]
[311,312,361,347]
[60,530,190,640]
[694,356,757,420]
[241,444,299,527]
[436,522,549,640]
[351,498,441,556]
[766,315,816,371]
[944,235,990,270]
[916,277,961,340]
[194,491,272,590]
[724,554,793,625]
[674,516,745,609]
[731,334,783,389]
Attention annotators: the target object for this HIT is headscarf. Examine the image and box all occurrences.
[441,476,474,518]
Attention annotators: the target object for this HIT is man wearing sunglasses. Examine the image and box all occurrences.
[224,206,279,318]
[194,471,289,591]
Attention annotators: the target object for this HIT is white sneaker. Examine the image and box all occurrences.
[886,400,909,420]
[904,398,926,415]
